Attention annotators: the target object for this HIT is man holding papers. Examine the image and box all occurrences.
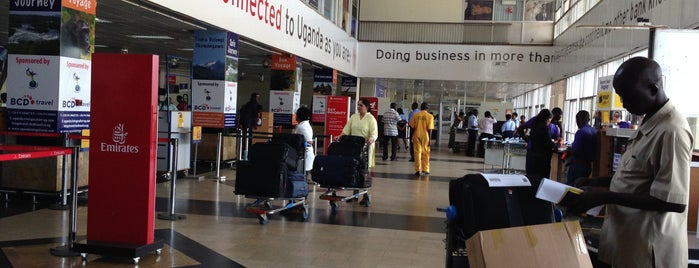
[559,57,693,268]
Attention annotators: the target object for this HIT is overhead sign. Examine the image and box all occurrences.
[145,0,357,75]
[192,31,238,128]
[357,42,553,83]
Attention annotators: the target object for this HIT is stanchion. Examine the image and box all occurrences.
[50,134,71,210]
[50,146,81,257]
[237,128,244,162]
[184,142,204,180]
[158,138,186,221]
[213,132,226,182]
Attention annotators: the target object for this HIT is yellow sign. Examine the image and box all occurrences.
[81,129,90,148]
[192,126,202,142]
[597,92,611,109]
[177,112,185,128]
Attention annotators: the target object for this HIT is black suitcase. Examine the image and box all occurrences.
[339,135,365,145]
[286,171,308,198]
[312,155,362,188]
[448,173,554,242]
[272,133,306,158]
[248,142,298,171]
[234,161,288,198]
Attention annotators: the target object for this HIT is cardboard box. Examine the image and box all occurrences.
[466,221,592,268]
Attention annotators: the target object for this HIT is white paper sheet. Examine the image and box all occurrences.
[480,173,531,187]
[535,178,603,216]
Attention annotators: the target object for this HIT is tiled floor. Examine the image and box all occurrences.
[0,142,490,267]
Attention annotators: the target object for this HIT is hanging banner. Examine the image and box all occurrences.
[271,54,303,92]
[313,68,335,95]
[340,76,357,96]
[192,30,238,128]
[312,95,327,123]
[324,95,350,152]
[375,79,387,98]
[6,0,95,133]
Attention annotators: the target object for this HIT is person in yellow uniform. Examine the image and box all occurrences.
[409,102,434,176]
[336,98,378,168]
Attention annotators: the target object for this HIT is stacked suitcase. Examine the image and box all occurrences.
[445,173,555,267]
[312,135,371,188]
[234,133,308,198]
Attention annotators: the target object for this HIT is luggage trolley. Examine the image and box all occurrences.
[312,135,372,213]
[235,134,310,224]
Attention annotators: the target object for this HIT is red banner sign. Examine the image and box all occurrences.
[88,54,158,245]
[271,54,297,70]
[324,96,350,152]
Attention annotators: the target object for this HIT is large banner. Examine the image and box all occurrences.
[313,68,335,95]
[144,0,357,75]
[6,0,95,133]
[192,31,238,128]
[357,42,553,83]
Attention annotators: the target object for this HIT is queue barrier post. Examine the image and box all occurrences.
[50,146,81,257]
[49,133,72,210]
[157,138,186,221]
[213,132,226,182]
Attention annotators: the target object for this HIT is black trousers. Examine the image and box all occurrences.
[466,129,478,156]
[382,135,398,160]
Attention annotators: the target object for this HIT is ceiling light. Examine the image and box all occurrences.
[177,48,194,51]
[121,0,207,30]
[128,35,174,39]
[240,40,282,55]
[93,44,109,48]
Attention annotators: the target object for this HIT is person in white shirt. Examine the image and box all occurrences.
[477,111,497,157]
[382,103,400,161]
[466,109,479,157]
[294,107,315,181]
[501,114,516,138]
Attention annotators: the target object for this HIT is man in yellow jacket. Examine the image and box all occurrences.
[409,102,434,176]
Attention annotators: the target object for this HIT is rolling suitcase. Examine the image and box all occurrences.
[311,155,361,188]
[272,133,306,158]
[248,142,299,171]
[235,161,288,198]
[286,171,308,198]
[448,173,554,242]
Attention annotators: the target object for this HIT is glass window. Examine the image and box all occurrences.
[494,0,523,21]
[524,0,553,21]
[323,0,335,21]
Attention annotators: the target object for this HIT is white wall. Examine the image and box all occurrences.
[360,0,463,23]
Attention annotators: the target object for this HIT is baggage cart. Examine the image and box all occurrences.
[244,196,308,225]
[313,136,372,213]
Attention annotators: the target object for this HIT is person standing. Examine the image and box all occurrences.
[382,103,400,161]
[477,111,497,157]
[397,108,409,151]
[409,102,434,176]
[466,109,479,157]
[407,102,420,161]
[294,107,315,182]
[176,95,188,111]
[525,109,558,179]
[565,110,597,186]
[561,57,692,267]
[239,93,262,150]
[512,112,520,129]
[337,98,379,169]
[517,107,562,141]
[501,114,516,139]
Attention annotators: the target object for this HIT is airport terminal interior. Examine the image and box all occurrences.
[1,0,699,267]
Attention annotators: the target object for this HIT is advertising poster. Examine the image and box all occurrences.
[270,90,297,126]
[192,79,225,127]
[6,55,60,132]
[0,47,7,92]
[597,75,623,110]
[60,6,96,60]
[270,54,302,92]
[375,79,386,98]
[8,1,62,56]
[313,68,335,95]
[324,96,350,152]
[193,31,227,81]
[340,76,357,96]
[359,96,379,119]
[312,95,327,123]
[192,30,237,128]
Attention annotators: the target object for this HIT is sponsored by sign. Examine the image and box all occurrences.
[311,95,326,123]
